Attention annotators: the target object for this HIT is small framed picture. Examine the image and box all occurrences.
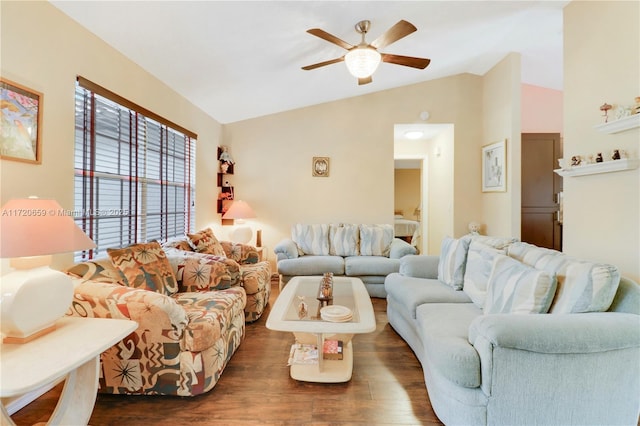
[482,139,506,192]
[312,157,330,177]
[0,78,43,164]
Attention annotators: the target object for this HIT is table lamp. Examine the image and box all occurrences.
[222,200,256,244]
[0,197,96,343]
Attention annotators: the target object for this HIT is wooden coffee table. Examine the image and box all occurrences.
[266,276,375,383]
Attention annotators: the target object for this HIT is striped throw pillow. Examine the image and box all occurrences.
[437,236,471,290]
[359,224,394,256]
[329,224,360,256]
[484,254,556,314]
[292,224,330,256]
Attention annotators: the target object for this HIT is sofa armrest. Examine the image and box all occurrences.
[67,279,189,337]
[469,312,640,400]
[389,238,417,259]
[398,255,439,279]
[469,312,640,354]
[274,239,299,261]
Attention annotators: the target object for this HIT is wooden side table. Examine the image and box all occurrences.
[1,316,137,425]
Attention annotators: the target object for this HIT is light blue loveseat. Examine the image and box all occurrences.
[385,236,640,425]
[274,223,417,297]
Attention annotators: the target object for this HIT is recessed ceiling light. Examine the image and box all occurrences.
[404,130,424,140]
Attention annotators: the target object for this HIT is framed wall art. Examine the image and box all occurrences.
[482,139,506,192]
[0,78,43,164]
[312,156,330,177]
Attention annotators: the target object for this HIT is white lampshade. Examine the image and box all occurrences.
[222,200,256,244]
[345,46,382,78]
[0,197,96,343]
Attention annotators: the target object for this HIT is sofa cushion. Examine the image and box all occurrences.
[416,303,483,388]
[484,254,556,314]
[463,241,505,308]
[508,242,621,313]
[437,236,471,290]
[470,235,518,250]
[549,260,620,314]
[66,258,126,284]
[219,241,260,264]
[359,224,394,256]
[384,273,472,318]
[344,256,400,276]
[165,249,240,292]
[163,236,194,252]
[292,224,330,256]
[277,255,344,276]
[107,241,179,296]
[187,228,226,257]
[329,224,360,256]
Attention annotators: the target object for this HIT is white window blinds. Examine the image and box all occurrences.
[74,77,196,261]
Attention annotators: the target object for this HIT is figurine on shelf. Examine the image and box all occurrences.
[595,153,604,163]
[220,162,229,173]
[600,103,612,123]
[468,221,481,236]
[219,145,235,165]
[571,155,582,167]
[635,97,640,115]
[612,149,621,160]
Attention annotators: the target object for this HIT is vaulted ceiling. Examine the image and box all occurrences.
[51,1,568,124]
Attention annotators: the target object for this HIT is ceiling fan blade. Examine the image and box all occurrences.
[307,28,354,50]
[381,53,431,69]
[370,20,417,50]
[301,57,345,71]
[358,76,373,85]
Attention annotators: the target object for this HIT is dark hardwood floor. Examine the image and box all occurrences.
[10,280,443,425]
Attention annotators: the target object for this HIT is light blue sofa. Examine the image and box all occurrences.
[385,236,640,425]
[275,223,417,297]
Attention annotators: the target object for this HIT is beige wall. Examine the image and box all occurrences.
[563,1,640,281]
[0,1,222,270]
[225,74,490,260]
[481,53,522,238]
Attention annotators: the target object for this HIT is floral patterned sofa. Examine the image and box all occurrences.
[64,229,270,397]
[162,228,272,322]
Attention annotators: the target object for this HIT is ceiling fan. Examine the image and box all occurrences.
[302,19,431,85]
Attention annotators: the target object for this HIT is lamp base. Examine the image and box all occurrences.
[0,266,73,344]
[3,324,57,344]
[230,225,253,244]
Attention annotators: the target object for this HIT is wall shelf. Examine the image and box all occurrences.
[594,114,640,134]
[554,158,639,177]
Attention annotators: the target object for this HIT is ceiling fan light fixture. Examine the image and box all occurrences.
[345,46,381,78]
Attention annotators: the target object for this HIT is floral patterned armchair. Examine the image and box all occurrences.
[65,241,246,396]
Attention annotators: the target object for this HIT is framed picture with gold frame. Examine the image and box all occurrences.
[482,139,506,192]
[1,78,43,164]
[312,156,330,177]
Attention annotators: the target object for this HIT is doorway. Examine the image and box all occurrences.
[521,133,563,250]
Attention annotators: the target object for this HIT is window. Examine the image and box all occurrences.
[74,77,196,261]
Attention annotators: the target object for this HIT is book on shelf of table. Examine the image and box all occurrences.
[287,340,344,365]
[323,340,343,360]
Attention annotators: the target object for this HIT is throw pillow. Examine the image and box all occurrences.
[483,254,556,314]
[291,224,330,256]
[107,241,178,296]
[463,241,504,307]
[187,228,226,257]
[437,236,471,290]
[359,224,394,256]
[329,224,360,256]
